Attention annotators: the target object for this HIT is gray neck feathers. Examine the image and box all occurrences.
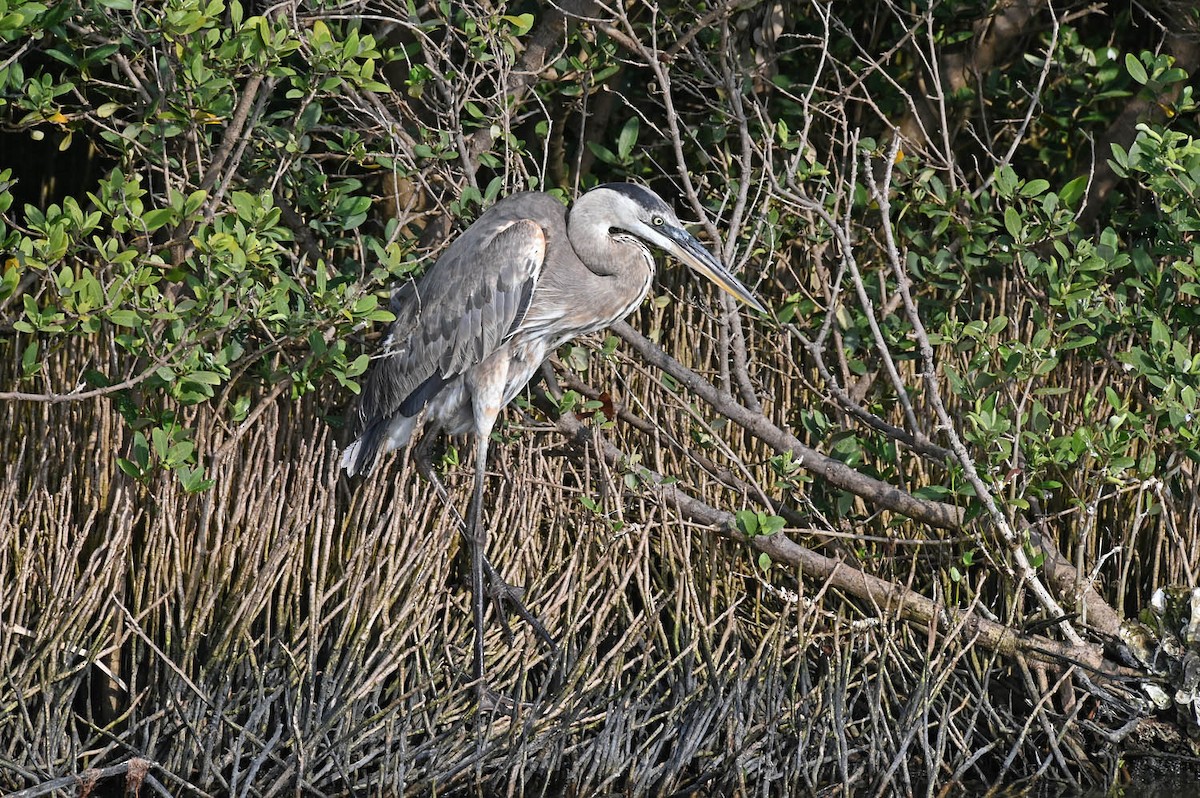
[567,192,625,277]
[524,191,656,337]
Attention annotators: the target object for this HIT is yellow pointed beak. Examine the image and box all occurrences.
[661,225,768,314]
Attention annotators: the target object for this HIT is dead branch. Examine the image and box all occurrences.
[611,319,966,530]
[552,410,1126,678]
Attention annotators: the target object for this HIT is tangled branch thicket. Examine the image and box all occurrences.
[4,0,1200,794]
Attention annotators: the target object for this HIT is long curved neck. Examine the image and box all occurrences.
[567,198,655,314]
[567,196,626,277]
[521,197,655,342]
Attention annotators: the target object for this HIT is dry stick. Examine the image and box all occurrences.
[828,13,935,160]
[847,291,906,404]
[202,77,278,217]
[822,145,926,441]
[609,319,965,530]
[199,74,265,196]
[791,323,955,463]
[1029,520,1123,636]
[972,5,1060,199]
[208,377,293,463]
[554,371,787,519]
[0,343,190,403]
[866,137,1085,647]
[552,410,1116,675]
[766,195,918,460]
[599,6,716,248]
[166,72,274,265]
[717,26,764,414]
[462,1,589,171]
[764,184,1120,635]
[663,0,740,61]
[603,32,758,431]
[0,368,157,403]
[918,10,961,192]
[112,597,325,795]
[5,759,165,798]
[595,11,763,413]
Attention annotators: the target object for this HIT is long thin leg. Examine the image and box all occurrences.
[466,430,490,687]
[411,431,558,681]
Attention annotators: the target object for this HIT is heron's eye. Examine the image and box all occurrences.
[652,216,665,227]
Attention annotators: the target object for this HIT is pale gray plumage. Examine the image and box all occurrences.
[341,184,763,475]
[340,182,765,687]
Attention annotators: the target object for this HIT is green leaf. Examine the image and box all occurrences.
[1033,357,1059,376]
[1019,179,1050,197]
[179,464,215,493]
[735,509,758,536]
[186,370,223,385]
[587,141,618,165]
[1160,67,1188,85]
[21,340,38,377]
[1003,206,1022,239]
[501,13,534,36]
[183,189,207,215]
[143,207,175,231]
[759,514,786,536]
[617,116,640,161]
[1108,142,1129,178]
[565,345,589,372]
[1150,316,1170,349]
[352,295,378,314]
[151,427,169,459]
[132,431,150,468]
[167,440,194,464]
[308,329,328,356]
[757,552,773,572]
[994,166,1018,197]
[108,309,140,327]
[0,263,17,302]
[1125,53,1148,85]
[1059,175,1088,208]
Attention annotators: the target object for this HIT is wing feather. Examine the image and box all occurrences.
[345,215,547,469]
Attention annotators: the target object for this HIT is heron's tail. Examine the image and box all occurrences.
[339,414,418,477]
[339,437,371,477]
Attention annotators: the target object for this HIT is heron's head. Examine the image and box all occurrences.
[588,183,768,314]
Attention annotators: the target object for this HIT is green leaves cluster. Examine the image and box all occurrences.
[764,29,1200,530]
[736,510,786,573]
[882,129,1200,516]
[1,0,412,490]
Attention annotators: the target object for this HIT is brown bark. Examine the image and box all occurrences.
[611,320,967,530]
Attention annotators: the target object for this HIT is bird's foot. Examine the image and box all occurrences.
[476,681,532,715]
[487,577,525,609]
[478,558,557,657]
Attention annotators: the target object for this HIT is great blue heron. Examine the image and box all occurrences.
[341,182,765,689]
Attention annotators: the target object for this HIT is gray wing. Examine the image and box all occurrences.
[342,216,546,475]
